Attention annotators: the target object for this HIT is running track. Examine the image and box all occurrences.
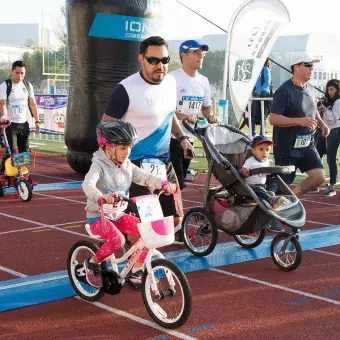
[0,151,340,340]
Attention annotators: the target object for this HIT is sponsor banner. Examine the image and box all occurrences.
[29,95,67,135]
[89,13,162,41]
[225,0,290,123]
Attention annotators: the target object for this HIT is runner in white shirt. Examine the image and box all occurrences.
[169,40,218,189]
[0,60,40,153]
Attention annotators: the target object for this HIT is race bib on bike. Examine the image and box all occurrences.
[179,96,203,114]
[294,134,312,148]
[141,158,167,181]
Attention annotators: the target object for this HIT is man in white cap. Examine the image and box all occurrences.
[169,40,218,189]
[269,52,329,196]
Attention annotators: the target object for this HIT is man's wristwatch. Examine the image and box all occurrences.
[178,135,189,143]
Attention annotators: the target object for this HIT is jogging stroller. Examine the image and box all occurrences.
[181,121,306,271]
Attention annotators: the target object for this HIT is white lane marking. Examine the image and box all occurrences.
[0,265,27,278]
[34,192,86,204]
[312,249,340,257]
[0,220,87,236]
[210,268,340,306]
[301,198,340,207]
[0,211,91,239]
[0,274,68,290]
[30,173,78,182]
[79,298,197,340]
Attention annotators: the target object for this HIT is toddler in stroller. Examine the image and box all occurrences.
[239,135,290,211]
[181,121,306,271]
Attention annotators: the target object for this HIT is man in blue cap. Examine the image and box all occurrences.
[169,40,218,190]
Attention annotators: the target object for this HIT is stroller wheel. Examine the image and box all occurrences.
[270,232,302,271]
[233,229,266,249]
[181,208,218,257]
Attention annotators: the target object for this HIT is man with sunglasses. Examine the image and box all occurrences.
[269,52,330,196]
[169,40,218,189]
[103,36,194,245]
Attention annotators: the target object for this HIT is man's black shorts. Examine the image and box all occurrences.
[129,160,183,217]
[274,145,323,184]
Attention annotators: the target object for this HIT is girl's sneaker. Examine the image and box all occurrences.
[84,259,102,288]
[323,188,336,197]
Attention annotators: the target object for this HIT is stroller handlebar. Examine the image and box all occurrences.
[248,165,295,177]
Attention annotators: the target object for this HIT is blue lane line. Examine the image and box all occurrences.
[187,323,215,333]
[289,297,310,305]
[1,226,340,312]
[3,181,83,194]
[323,290,340,297]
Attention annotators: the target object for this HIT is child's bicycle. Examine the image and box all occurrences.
[67,191,192,329]
[0,120,34,201]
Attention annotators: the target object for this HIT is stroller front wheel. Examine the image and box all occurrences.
[181,208,218,257]
[270,232,302,271]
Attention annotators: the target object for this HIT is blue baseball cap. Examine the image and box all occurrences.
[179,40,209,56]
[251,135,274,148]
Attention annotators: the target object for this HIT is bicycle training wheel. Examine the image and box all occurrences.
[142,259,192,329]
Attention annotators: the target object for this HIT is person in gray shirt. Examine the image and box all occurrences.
[269,53,329,196]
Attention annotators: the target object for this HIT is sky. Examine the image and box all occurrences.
[1,0,340,44]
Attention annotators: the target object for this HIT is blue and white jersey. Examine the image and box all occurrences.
[105,72,177,161]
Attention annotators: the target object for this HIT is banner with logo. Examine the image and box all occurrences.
[29,95,68,135]
[225,0,290,124]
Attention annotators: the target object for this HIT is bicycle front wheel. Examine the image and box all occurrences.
[142,259,192,329]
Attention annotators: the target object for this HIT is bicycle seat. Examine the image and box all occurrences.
[85,223,104,240]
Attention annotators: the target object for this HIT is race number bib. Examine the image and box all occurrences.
[141,158,167,181]
[180,96,203,114]
[11,104,26,117]
[294,134,312,148]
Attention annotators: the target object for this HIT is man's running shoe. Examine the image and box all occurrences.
[323,188,336,197]
[84,259,102,288]
[173,231,184,245]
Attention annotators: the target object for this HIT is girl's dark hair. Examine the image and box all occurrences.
[12,60,26,70]
[325,79,340,110]
[139,36,168,55]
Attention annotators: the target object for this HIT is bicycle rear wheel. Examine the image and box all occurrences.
[67,240,107,301]
[141,259,192,329]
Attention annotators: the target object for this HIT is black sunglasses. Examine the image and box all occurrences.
[302,62,313,68]
[143,55,170,65]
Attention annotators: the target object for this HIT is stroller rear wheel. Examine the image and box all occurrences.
[270,232,302,271]
[233,229,266,249]
[181,208,218,257]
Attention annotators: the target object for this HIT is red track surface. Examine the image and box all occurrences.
[1,151,340,340]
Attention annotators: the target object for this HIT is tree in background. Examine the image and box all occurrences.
[200,50,225,93]
[168,49,182,72]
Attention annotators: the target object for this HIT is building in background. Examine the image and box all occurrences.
[0,44,33,70]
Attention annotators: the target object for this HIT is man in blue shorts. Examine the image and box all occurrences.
[102,36,194,243]
[269,53,330,196]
